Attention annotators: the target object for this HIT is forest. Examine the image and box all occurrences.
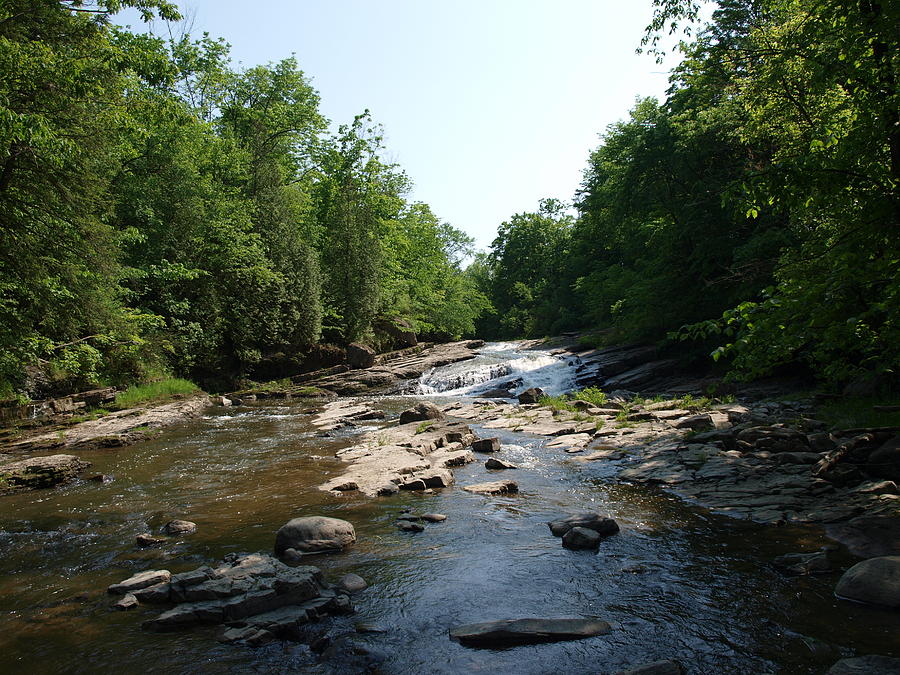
[1,0,898,399]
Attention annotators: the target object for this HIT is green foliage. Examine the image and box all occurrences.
[816,397,900,431]
[113,378,199,409]
[538,386,608,412]
[414,420,435,434]
[0,5,489,396]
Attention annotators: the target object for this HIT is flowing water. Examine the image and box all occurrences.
[1,344,897,674]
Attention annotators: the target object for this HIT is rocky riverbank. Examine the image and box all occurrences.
[313,387,898,558]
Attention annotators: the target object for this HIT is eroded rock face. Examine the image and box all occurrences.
[834,555,900,608]
[274,516,356,556]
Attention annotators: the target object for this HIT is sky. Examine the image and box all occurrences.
[120,1,704,252]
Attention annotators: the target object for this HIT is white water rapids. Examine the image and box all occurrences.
[415,341,592,398]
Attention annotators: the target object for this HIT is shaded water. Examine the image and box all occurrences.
[1,346,898,673]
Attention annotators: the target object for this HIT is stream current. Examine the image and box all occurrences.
[1,343,897,673]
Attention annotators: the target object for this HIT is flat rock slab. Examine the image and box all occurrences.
[0,454,90,493]
[449,618,610,646]
[463,480,518,496]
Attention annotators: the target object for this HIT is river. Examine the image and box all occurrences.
[0,343,896,673]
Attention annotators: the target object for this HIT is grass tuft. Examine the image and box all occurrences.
[114,378,199,409]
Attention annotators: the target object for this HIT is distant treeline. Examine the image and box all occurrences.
[0,0,487,396]
[474,0,898,388]
[2,1,897,400]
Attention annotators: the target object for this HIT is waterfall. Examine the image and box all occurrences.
[414,342,590,397]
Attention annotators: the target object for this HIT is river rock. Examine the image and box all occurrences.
[398,402,445,425]
[163,519,197,535]
[517,387,544,404]
[616,661,682,675]
[275,516,356,555]
[485,457,517,470]
[834,556,900,607]
[0,454,90,492]
[421,513,447,522]
[548,513,620,538]
[395,520,424,532]
[337,574,367,593]
[827,515,900,557]
[136,533,166,547]
[108,569,172,595]
[449,617,611,646]
[867,436,900,480]
[562,526,601,550]
[471,437,501,452]
[112,593,139,611]
[772,551,831,575]
[826,655,900,674]
[463,480,518,495]
[138,554,339,635]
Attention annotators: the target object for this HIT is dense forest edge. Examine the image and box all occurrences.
[1,0,898,408]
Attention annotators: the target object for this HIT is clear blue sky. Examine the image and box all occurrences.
[120,1,702,252]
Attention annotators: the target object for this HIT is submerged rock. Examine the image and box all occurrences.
[463,480,518,495]
[449,617,610,646]
[337,573,367,594]
[395,521,424,533]
[163,519,197,535]
[616,661,682,675]
[772,551,831,576]
[835,556,900,608]
[275,516,356,556]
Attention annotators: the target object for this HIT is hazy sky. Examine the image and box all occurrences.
[121,1,699,251]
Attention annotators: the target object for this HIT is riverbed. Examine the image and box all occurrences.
[1,344,897,673]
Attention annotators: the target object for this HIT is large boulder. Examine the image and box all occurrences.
[562,527,602,550]
[834,556,900,608]
[517,387,544,404]
[548,513,620,538]
[275,516,356,556]
[346,343,376,369]
[398,402,445,425]
[867,436,900,481]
